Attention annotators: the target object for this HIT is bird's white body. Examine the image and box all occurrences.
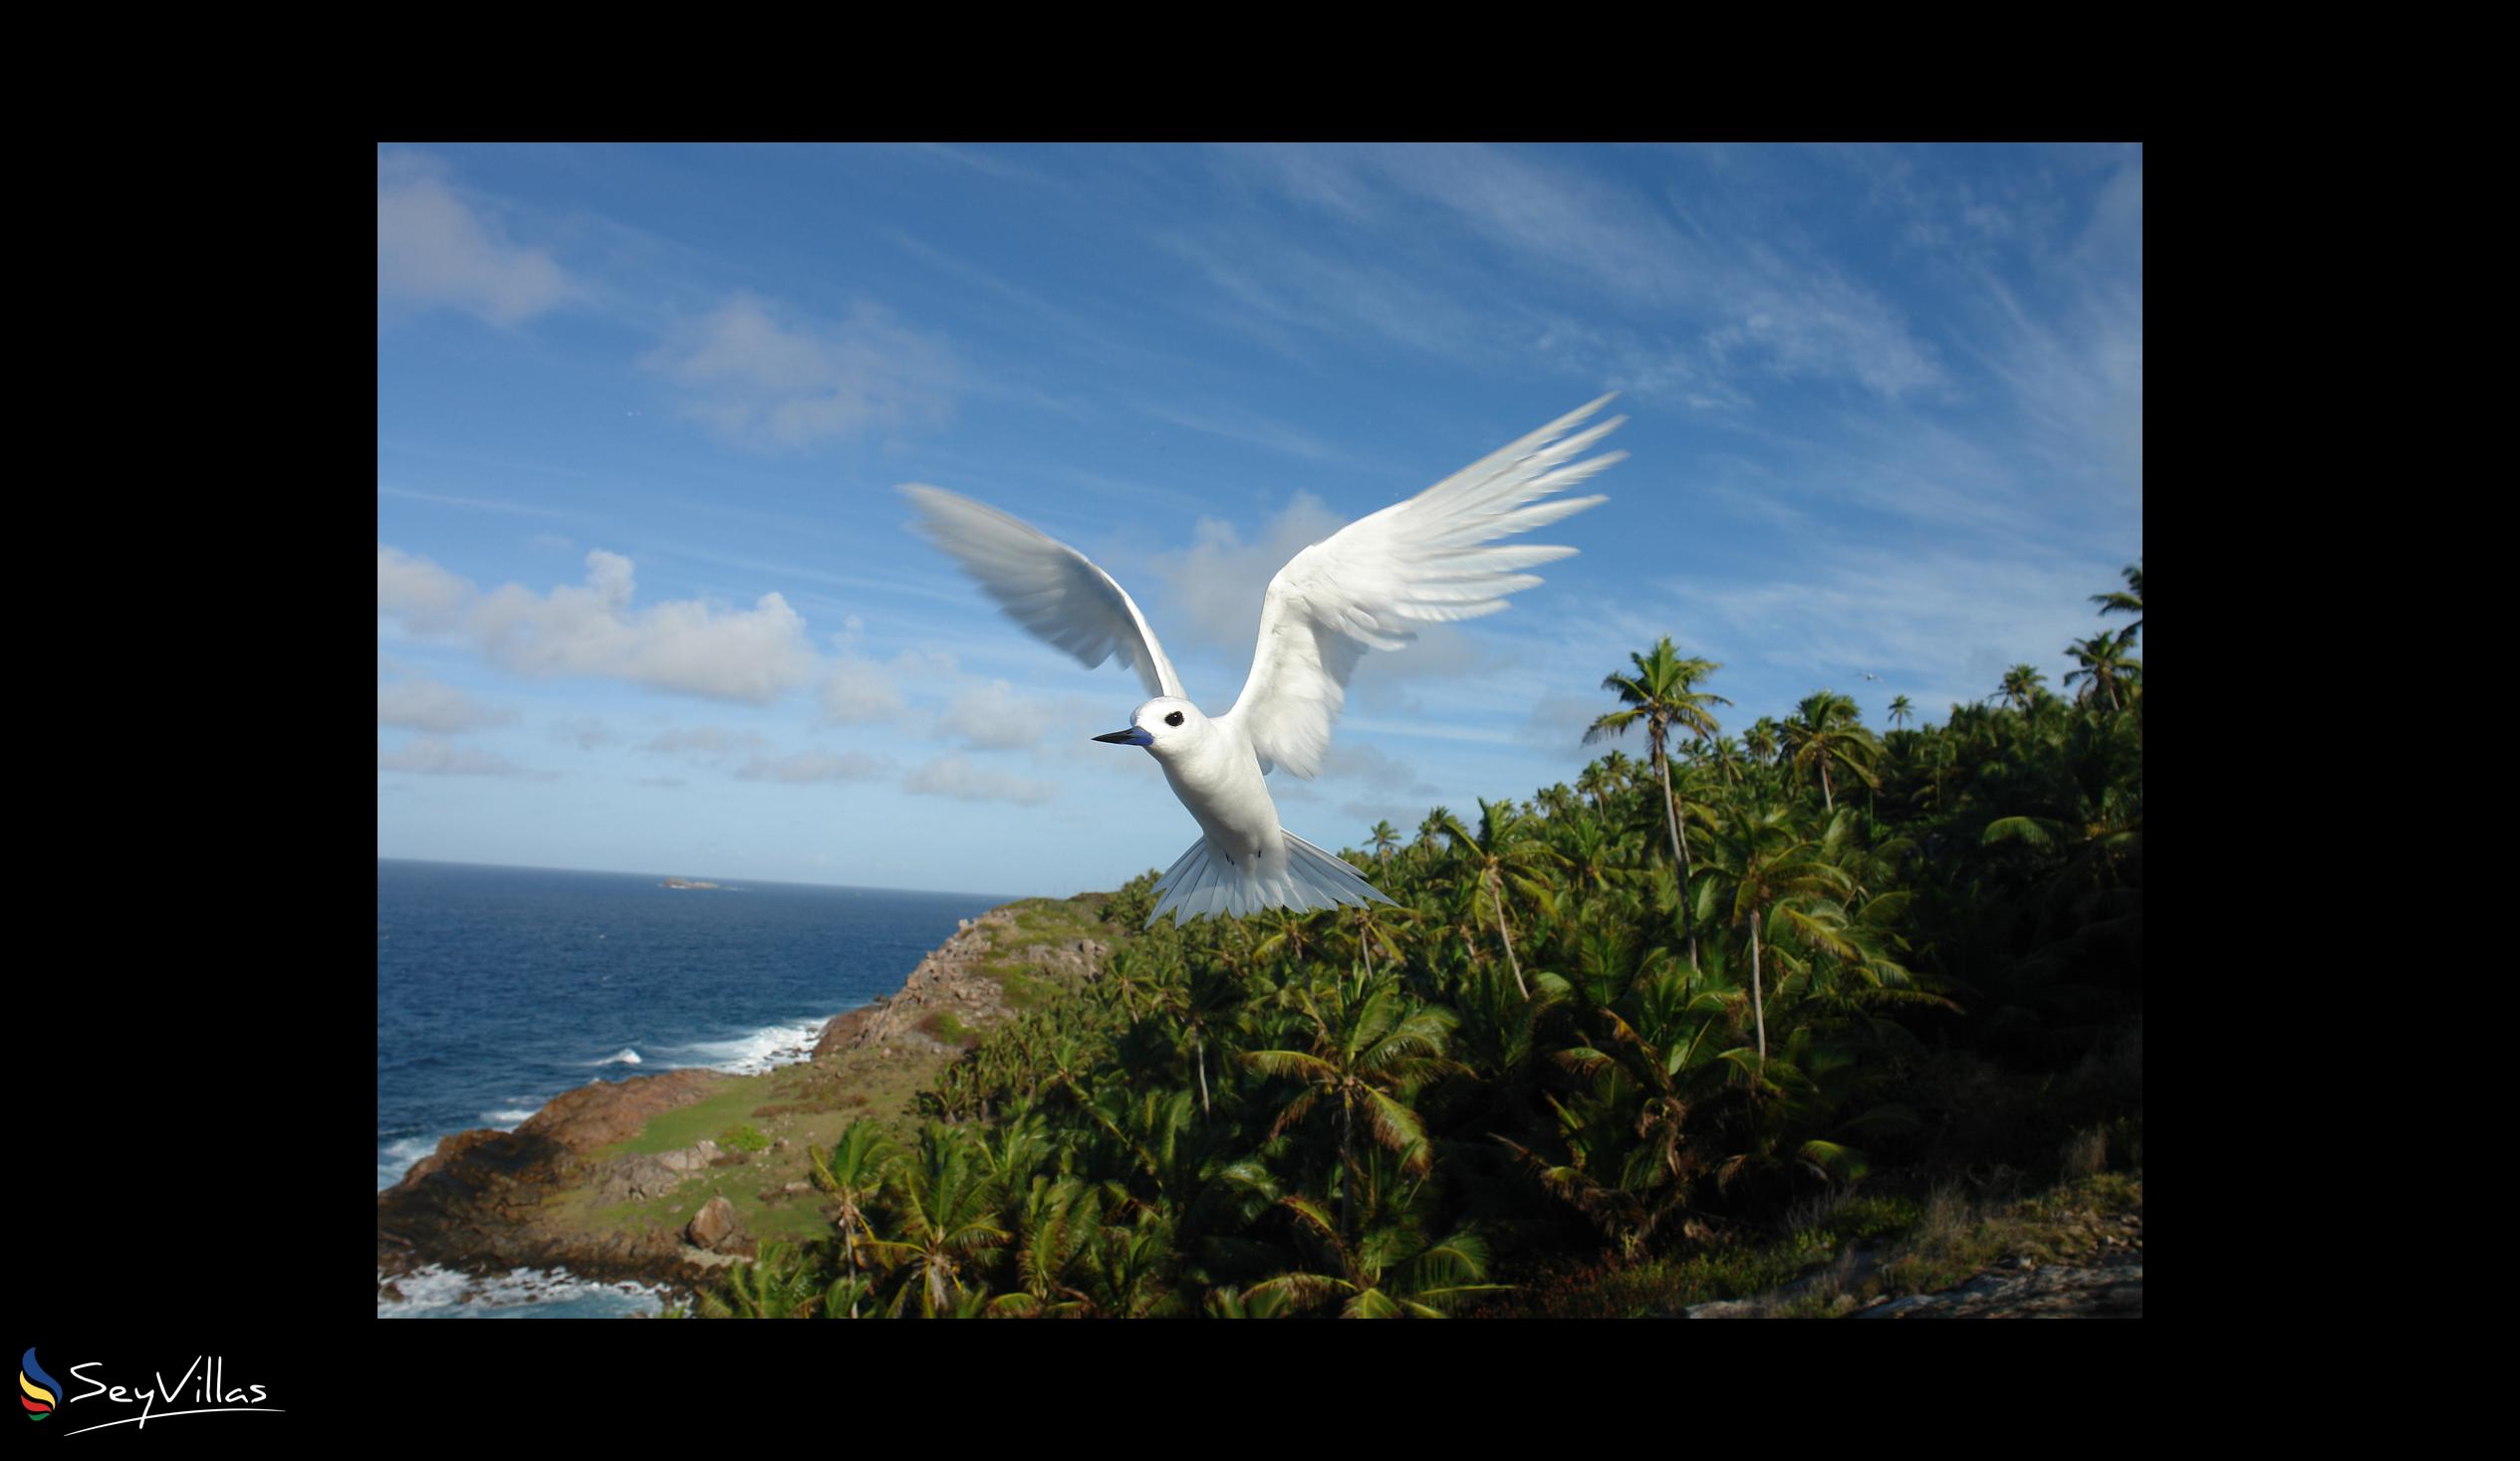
[904,398,1624,924]
[1147,702,1278,877]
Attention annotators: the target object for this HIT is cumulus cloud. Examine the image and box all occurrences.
[819,653,910,725]
[1315,741,1440,796]
[1150,493,1349,652]
[377,152,573,325]
[377,677,518,734]
[378,736,532,777]
[379,547,818,705]
[905,756,1056,806]
[378,547,476,632]
[644,294,956,451]
[942,678,1057,750]
[640,726,770,760]
[736,750,894,783]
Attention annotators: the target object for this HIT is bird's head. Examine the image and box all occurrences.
[1093,696,1203,758]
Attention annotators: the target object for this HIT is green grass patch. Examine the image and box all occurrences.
[603,1079,787,1157]
[994,968,1061,1009]
[718,1123,769,1152]
[919,1010,983,1049]
[985,899,1109,953]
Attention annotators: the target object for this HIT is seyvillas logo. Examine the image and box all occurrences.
[21,1348,59,1421]
[24,1352,281,1435]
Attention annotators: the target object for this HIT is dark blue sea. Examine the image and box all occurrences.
[377,858,1007,1317]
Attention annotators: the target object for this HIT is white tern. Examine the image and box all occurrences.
[902,397,1623,924]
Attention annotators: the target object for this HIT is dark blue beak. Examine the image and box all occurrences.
[1093,726,1154,746]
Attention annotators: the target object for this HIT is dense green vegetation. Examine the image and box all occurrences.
[699,565,2143,1319]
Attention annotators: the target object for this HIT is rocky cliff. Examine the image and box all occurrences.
[377,894,1120,1305]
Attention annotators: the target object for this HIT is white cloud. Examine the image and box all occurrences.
[640,726,769,760]
[736,750,893,783]
[377,152,573,325]
[942,678,1058,750]
[382,548,818,705]
[377,677,518,734]
[644,293,956,451]
[819,653,910,725]
[905,756,1055,806]
[377,546,475,632]
[1314,742,1439,797]
[378,736,531,777]
[1149,492,1350,653]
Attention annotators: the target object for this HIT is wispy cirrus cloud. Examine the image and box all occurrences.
[643,293,957,451]
[1205,143,1946,406]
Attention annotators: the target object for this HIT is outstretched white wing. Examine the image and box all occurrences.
[902,484,1186,701]
[1225,397,1621,779]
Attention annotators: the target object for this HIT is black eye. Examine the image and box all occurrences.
[1164,711,1185,727]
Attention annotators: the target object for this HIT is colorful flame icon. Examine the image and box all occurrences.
[20,1348,59,1421]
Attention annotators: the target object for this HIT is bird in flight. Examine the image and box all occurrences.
[903,398,1622,924]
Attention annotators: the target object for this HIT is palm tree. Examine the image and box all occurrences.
[1244,1196,1507,1317]
[700,1241,829,1319]
[1243,979,1456,1242]
[1369,820,1400,861]
[1440,799,1567,999]
[807,1120,897,1293]
[1343,898,1417,985]
[1415,808,1453,857]
[2092,561,2142,636]
[1702,735,1744,785]
[1694,803,1859,1073]
[1000,1175,1102,1318]
[1587,637,1730,966]
[1744,719,1780,768]
[1251,907,1320,965]
[1888,694,1913,730]
[2064,630,2141,711]
[2000,664,2047,713]
[1577,762,1613,813]
[868,1124,1011,1317]
[1782,691,1880,814]
[1162,960,1246,1119]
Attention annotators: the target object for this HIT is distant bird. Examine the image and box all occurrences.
[904,398,1622,923]
[1862,671,1881,681]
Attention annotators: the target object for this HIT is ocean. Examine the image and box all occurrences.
[377,858,1008,1317]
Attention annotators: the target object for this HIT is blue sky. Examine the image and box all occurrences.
[378,142,2142,898]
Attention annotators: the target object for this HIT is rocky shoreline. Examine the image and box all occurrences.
[376,899,1116,1310]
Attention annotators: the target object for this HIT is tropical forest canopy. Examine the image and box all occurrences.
[701,563,2144,1318]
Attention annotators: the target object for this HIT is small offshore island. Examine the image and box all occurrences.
[659,878,726,890]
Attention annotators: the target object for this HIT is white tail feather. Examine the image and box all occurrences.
[1149,831,1393,925]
